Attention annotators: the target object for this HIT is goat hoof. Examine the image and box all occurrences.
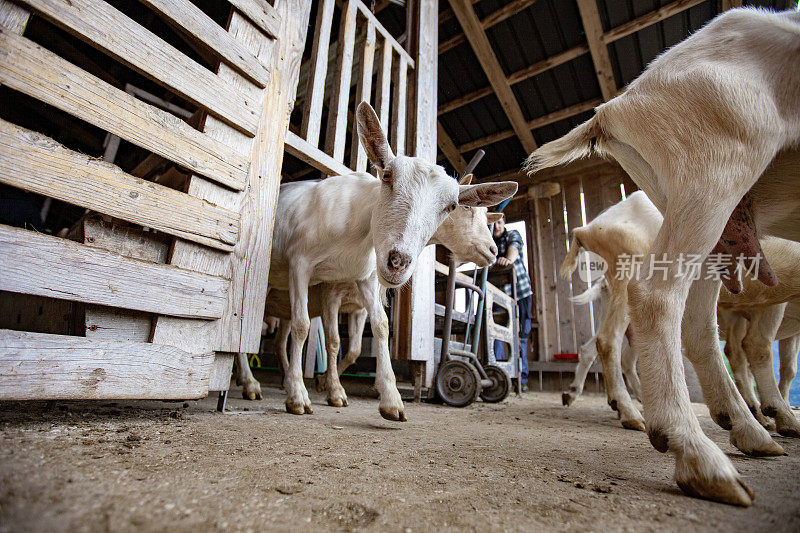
[242,382,262,401]
[285,401,306,415]
[676,475,754,507]
[327,397,348,408]
[561,392,574,406]
[621,418,646,432]
[304,404,314,415]
[379,406,407,422]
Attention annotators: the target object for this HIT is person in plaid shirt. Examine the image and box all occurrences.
[493,216,533,390]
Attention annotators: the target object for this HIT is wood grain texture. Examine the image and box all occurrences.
[437,121,467,173]
[576,0,617,101]
[374,38,393,133]
[534,198,559,359]
[285,131,351,177]
[448,0,537,153]
[0,119,240,250]
[300,0,335,147]
[0,0,29,34]
[0,330,213,400]
[550,188,577,354]
[564,178,593,347]
[350,22,376,172]
[390,56,407,156]
[323,0,357,163]
[140,0,271,87]
[17,0,261,135]
[0,224,229,319]
[228,0,282,40]
[0,31,249,191]
[82,219,170,343]
[354,0,414,67]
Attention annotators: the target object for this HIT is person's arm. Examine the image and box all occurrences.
[497,230,523,266]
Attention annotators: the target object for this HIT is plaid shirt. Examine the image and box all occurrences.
[494,229,532,300]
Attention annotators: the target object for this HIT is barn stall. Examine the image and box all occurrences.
[1,0,799,530]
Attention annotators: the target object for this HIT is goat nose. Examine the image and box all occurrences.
[387,250,412,273]
[489,244,498,256]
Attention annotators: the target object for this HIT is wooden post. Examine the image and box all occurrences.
[394,0,438,388]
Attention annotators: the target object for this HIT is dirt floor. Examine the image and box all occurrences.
[1,384,799,533]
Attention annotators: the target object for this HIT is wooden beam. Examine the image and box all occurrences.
[0,330,213,400]
[324,0,357,163]
[0,31,250,191]
[448,0,537,153]
[436,121,467,174]
[285,131,352,177]
[440,0,538,54]
[139,0,271,87]
[0,119,240,250]
[601,0,706,44]
[227,0,282,39]
[438,43,589,115]
[576,0,617,101]
[300,0,335,147]
[0,224,229,319]
[18,0,261,136]
[458,98,600,152]
[719,0,743,11]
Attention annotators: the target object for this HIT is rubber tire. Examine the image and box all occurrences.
[436,360,482,407]
[480,364,512,403]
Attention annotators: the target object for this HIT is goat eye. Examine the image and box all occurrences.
[448,203,457,212]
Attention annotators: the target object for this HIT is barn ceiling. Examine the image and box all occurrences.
[375,0,793,190]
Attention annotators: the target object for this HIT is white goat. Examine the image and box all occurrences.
[235,176,503,405]
[528,7,800,506]
[559,191,660,430]
[268,102,515,421]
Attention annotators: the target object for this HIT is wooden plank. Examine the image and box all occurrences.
[154,1,313,354]
[391,56,408,156]
[535,197,559,359]
[350,22,376,172]
[0,31,249,191]
[323,0,357,163]
[285,131,352,177]
[602,0,706,44]
[0,224,228,319]
[226,0,282,40]
[82,219,170,342]
[601,173,623,208]
[374,38,394,134]
[564,178,592,347]
[208,353,235,391]
[0,330,213,400]
[18,0,261,135]
[550,188,577,354]
[300,0,335,147]
[447,0,537,153]
[0,119,240,250]
[458,98,601,152]
[395,0,438,389]
[354,0,414,67]
[438,44,589,115]
[439,0,538,54]
[0,0,29,34]
[140,0,271,87]
[437,121,467,174]
[576,0,617,101]
[581,175,605,330]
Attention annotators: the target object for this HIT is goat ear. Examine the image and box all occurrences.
[458,181,518,207]
[459,173,473,185]
[356,101,394,172]
[486,212,504,224]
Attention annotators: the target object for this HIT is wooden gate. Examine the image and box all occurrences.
[0,0,311,400]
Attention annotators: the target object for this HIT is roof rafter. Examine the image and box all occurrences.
[576,0,617,101]
[447,0,537,154]
[436,121,468,174]
[440,0,538,54]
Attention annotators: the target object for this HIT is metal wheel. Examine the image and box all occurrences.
[480,364,511,403]
[436,360,481,407]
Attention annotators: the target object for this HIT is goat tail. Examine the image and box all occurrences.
[559,233,583,279]
[524,115,604,174]
[571,277,606,306]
